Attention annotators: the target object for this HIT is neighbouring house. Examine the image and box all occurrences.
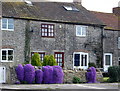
[0,1,105,83]
[91,6,120,72]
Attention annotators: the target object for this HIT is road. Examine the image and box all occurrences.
[0,83,119,91]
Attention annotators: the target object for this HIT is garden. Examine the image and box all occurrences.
[15,53,120,84]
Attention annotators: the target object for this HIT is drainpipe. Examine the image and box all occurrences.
[101,26,104,68]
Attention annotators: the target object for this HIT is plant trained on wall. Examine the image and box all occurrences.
[24,64,35,84]
[31,53,42,66]
[35,69,43,84]
[42,55,57,66]
[42,55,49,66]
[15,64,24,83]
[48,55,57,66]
[52,66,64,84]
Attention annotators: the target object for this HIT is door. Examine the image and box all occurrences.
[0,67,6,83]
[104,53,112,72]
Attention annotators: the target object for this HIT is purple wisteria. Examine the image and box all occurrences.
[15,64,24,82]
[24,64,35,84]
[35,69,43,84]
[15,64,64,84]
[42,66,53,84]
[53,66,64,84]
[86,67,97,83]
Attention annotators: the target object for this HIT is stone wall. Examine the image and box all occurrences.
[9,67,103,84]
[63,69,103,83]
[103,30,120,66]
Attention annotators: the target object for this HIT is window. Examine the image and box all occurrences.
[41,24,54,37]
[104,53,112,72]
[1,18,14,30]
[31,52,45,61]
[54,52,64,68]
[76,25,87,36]
[73,52,88,69]
[1,49,14,62]
[63,6,79,11]
[118,37,120,49]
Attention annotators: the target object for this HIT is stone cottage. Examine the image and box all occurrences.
[91,6,120,71]
[0,1,105,83]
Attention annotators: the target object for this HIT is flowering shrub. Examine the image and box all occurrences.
[42,66,53,84]
[35,69,43,84]
[52,66,64,84]
[86,67,96,83]
[15,64,24,82]
[24,64,35,84]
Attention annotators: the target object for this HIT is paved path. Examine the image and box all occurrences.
[0,83,119,91]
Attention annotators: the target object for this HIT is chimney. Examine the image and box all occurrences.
[73,0,82,5]
[113,1,120,16]
[113,1,120,30]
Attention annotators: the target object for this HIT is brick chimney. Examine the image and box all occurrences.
[73,0,82,5]
[113,1,120,30]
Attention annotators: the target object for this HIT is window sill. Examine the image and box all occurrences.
[76,35,86,37]
[0,61,13,62]
[1,29,14,31]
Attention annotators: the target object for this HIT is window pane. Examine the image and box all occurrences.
[2,24,7,29]
[2,56,6,60]
[106,55,110,65]
[74,54,80,66]
[8,56,13,61]
[8,50,13,55]
[2,50,6,55]
[8,25,14,29]
[76,27,82,36]
[2,18,7,23]
[82,27,86,36]
[8,19,14,24]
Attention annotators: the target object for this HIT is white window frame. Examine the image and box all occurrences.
[76,25,87,37]
[73,52,89,70]
[1,49,14,62]
[1,18,14,31]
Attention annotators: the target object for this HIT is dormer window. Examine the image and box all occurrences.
[63,6,79,11]
[1,18,14,31]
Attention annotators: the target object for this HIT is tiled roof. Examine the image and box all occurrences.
[2,2,104,26]
[91,11,119,30]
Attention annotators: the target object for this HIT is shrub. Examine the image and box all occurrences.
[42,55,49,66]
[88,62,96,68]
[52,66,64,84]
[73,76,81,83]
[35,69,43,84]
[31,53,42,66]
[42,66,53,84]
[15,64,24,82]
[48,55,57,66]
[108,66,120,82]
[42,55,57,66]
[86,67,97,83]
[24,64,35,84]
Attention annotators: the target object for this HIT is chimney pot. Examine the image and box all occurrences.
[73,0,82,5]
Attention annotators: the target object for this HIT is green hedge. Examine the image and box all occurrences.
[108,66,120,82]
